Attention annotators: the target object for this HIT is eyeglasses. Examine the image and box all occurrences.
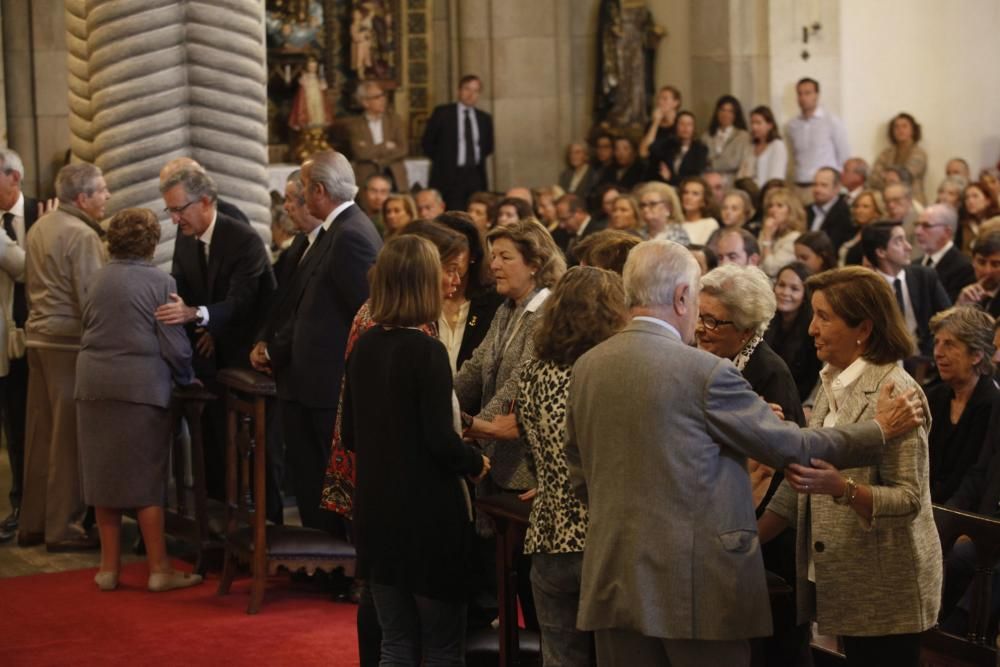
[164,200,199,216]
[698,314,734,331]
[913,222,945,230]
[639,201,665,209]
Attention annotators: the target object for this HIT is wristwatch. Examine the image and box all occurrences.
[833,477,858,506]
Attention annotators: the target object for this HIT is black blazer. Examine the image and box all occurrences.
[260,204,382,409]
[807,195,855,251]
[903,265,952,357]
[558,165,601,203]
[456,289,503,372]
[947,398,1000,517]
[647,138,709,187]
[763,308,822,404]
[422,103,494,191]
[912,246,975,304]
[171,213,275,374]
[566,216,610,266]
[927,375,1000,503]
[741,341,806,428]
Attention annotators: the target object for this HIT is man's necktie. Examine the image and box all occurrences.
[2,211,14,240]
[463,109,475,167]
[893,278,906,316]
[197,240,209,284]
[924,256,933,268]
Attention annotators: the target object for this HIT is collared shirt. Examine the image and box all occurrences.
[877,268,918,335]
[194,211,218,325]
[924,240,954,267]
[820,356,870,427]
[300,200,353,263]
[786,107,851,183]
[456,102,481,166]
[365,113,384,146]
[574,215,592,239]
[3,192,26,247]
[846,186,863,206]
[632,315,682,341]
[810,197,836,232]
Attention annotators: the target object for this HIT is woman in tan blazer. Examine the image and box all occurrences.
[760,267,941,666]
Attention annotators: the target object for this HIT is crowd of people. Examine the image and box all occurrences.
[2,69,1000,667]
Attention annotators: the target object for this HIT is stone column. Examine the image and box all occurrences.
[65,0,271,264]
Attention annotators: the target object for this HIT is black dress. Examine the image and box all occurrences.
[927,374,1000,503]
[764,307,822,404]
[342,327,484,601]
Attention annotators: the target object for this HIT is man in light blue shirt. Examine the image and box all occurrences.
[786,78,850,202]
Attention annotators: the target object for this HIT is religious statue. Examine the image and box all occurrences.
[593,0,665,132]
[288,56,334,161]
[349,0,398,82]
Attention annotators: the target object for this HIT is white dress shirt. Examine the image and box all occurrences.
[786,107,850,184]
[878,268,918,336]
[365,113,385,146]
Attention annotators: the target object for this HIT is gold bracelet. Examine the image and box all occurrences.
[833,477,857,506]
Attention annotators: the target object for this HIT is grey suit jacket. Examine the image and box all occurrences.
[454,288,549,490]
[766,362,942,636]
[566,319,885,640]
[76,260,194,408]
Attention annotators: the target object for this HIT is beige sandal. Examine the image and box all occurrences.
[94,571,119,591]
[148,570,203,592]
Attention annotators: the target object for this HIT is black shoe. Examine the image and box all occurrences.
[0,526,14,543]
[0,507,19,533]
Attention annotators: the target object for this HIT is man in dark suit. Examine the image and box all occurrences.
[0,148,43,541]
[807,167,855,250]
[251,150,381,533]
[557,193,605,263]
[912,203,975,303]
[862,221,951,357]
[957,232,1000,318]
[155,168,275,497]
[422,74,494,210]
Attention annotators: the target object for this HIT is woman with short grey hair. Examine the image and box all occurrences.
[926,306,999,502]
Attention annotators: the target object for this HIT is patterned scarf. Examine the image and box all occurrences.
[732,333,763,372]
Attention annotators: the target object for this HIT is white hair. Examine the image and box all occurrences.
[355,81,383,105]
[924,203,958,234]
[0,148,24,179]
[623,239,700,309]
[308,150,359,202]
[699,264,776,335]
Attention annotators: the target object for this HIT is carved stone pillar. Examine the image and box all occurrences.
[65,0,271,263]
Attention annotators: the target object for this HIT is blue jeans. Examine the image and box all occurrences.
[369,582,467,666]
[530,552,594,666]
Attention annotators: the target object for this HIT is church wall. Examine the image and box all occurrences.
[839,0,1000,185]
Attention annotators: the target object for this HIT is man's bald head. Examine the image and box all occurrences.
[159,157,205,185]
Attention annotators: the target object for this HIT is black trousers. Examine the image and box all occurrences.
[439,165,487,211]
[842,632,921,667]
[0,356,28,508]
[280,400,343,536]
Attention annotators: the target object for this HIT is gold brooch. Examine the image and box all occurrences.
[469,316,478,327]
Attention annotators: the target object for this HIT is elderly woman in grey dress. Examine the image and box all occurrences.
[76,208,202,593]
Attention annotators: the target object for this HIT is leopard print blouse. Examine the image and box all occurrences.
[517,358,588,555]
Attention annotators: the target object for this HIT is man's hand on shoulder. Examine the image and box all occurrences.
[155,293,198,325]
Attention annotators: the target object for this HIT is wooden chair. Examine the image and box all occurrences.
[163,384,221,575]
[921,504,1000,667]
[215,368,356,614]
[471,494,541,667]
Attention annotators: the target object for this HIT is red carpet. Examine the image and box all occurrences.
[0,562,359,666]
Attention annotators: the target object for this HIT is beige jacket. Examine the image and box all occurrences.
[0,227,26,375]
[25,205,106,349]
[344,111,409,191]
[766,362,942,636]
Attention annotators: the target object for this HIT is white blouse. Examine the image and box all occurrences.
[682,217,720,246]
[754,140,788,187]
[437,299,471,375]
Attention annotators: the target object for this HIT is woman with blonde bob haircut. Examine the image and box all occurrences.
[343,234,490,666]
[759,187,807,278]
[759,266,941,666]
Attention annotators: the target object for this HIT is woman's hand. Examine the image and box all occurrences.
[767,402,785,421]
[760,216,778,242]
[518,488,537,502]
[658,161,672,182]
[469,455,491,484]
[465,413,519,441]
[874,381,924,439]
[785,459,847,497]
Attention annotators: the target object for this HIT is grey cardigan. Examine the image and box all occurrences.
[454,288,549,490]
[766,362,942,636]
[76,260,194,408]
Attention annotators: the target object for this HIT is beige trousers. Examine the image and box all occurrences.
[21,347,88,543]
